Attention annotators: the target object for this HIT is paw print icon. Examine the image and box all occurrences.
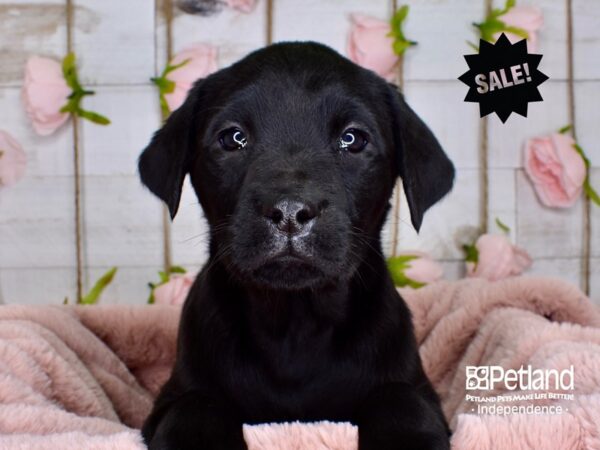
[466,366,489,390]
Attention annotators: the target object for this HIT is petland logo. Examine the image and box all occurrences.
[466,365,575,391]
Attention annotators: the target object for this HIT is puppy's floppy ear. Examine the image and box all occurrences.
[387,85,455,231]
[138,89,197,219]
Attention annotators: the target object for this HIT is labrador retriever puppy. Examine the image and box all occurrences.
[139,41,454,450]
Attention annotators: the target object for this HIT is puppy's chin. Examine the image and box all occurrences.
[249,256,330,291]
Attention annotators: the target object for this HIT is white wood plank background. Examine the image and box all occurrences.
[0,0,598,305]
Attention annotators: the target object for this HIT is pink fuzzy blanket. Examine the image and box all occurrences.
[1,277,599,449]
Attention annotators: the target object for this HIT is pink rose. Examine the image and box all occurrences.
[524,133,586,208]
[347,14,398,81]
[224,0,256,13]
[22,56,70,136]
[495,6,543,52]
[400,252,444,284]
[153,273,195,306]
[0,130,27,188]
[164,44,218,112]
[466,234,532,282]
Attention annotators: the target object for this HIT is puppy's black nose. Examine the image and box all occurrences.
[264,200,318,235]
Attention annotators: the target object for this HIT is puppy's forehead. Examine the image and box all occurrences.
[204,45,384,132]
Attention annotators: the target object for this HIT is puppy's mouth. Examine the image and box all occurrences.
[227,211,353,291]
[249,247,327,291]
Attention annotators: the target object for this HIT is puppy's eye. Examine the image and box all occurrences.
[338,128,368,153]
[219,128,247,151]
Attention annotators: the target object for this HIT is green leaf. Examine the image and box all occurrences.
[159,94,170,119]
[163,58,191,76]
[147,265,187,304]
[393,40,411,55]
[573,143,600,206]
[386,255,426,289]
[467,41,480,52]
[59,102,74,114]
[62,52,75,74]
[169,266,187,274]
[495,217,511,234]
[491,0,515,18]
[504,25,529,39]
[476,18,507,42]
[472,0,529,45]
[147,283,156,304]
[387,255,419,266]
[399,276,426,289]
[151,76,175,93]
[391,5,409,31]
[77,109,111,125]
[59,52,109,126]
[463,243,479,263]
[62,52,79,91]
[389,4,417,56]
[151,77,176,118]
[151,59,191,120]
[574,144,590,167]
[80,267,117,305]
[558,124,573,134]
[584,179,600,206]
[158,271,169,284]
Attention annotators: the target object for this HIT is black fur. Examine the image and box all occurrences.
[139,42,454,450]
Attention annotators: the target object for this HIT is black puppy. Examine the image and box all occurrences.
[139,42,454,450]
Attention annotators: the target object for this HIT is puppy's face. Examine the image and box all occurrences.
[139,43,454,291]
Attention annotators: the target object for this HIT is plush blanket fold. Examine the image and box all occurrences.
[0,277,598,449]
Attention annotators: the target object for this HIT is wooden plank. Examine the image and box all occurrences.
[79,85,160,175]
[86,264,204,305]
[272,0,389,56]
[404,81,480,169]
[0,267,76,304]
[589,168,599,258]
[403,0,484,81]
[0,87,73,177]
[488,0,568,80]
[515,169,583,259]
[488,81,569,168]
[526,0,568,80]
[439,260,466,282]
[590,258,600,303]
[485,0,570,174]
[0,0,67,87]
[159,0,267,70]
[574,81,600,169]
[0,29,77,301]
[0,175,76,268]
[526,257,583,290]
[77,86,163,294]
[171,179,210,267]
[162,2,269,268]
[488,168,517,239]
[73,0,155,85]
[573,0,600,80]
[84,265,162,305]
[81,175,163,269]
[383,80,479,257]
[390,168,481,260]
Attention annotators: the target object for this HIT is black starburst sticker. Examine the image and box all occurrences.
[458,33,548,123]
